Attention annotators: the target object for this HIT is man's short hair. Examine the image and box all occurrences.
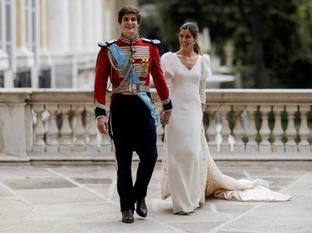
[118,6,141,24]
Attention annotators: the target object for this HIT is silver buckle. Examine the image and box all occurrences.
[129,84,137,93]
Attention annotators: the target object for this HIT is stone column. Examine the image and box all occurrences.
[111,0,119,38]
[68,0,82,89]
[0,1,9,71]
[1,0,16,88]
[82,0,94,52]
[0,51,9,73]
[15,0,33,72]
[46,0,69,53]
[102,0,113,42]
[30,0,41,88]
[46,0,74,88]
[39,0,51,70]
[69,0,83,52]
[94,0,103,46]
[0,92,30,158]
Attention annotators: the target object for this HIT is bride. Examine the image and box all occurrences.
[160,22,291,215]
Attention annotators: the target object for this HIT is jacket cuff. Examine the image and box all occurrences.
[162,100,173,111]
[95,107,106,118]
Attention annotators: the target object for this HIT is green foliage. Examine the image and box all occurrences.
[139,0,312,88]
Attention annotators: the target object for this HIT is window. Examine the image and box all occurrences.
[39,69,51,88]
[25,0,39,65]
[14,70,31,87]
[0,71,4,87]
[54,64,73,88]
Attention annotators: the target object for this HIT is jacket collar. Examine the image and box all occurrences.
[120,34,140,44]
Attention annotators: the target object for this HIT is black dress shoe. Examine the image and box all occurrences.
[136,198,147,217]
[122,210,134,223]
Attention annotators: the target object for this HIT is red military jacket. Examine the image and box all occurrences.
[94,34,172,117]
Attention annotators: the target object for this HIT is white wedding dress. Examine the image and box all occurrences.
[160,52,291,214]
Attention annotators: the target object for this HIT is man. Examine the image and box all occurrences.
[94,6,172,223]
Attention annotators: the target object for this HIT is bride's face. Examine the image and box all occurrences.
[179,29,196,50]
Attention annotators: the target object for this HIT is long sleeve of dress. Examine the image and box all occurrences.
[199,54,212,104]
[160,52,174,94]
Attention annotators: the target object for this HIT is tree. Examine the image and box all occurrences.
[140,0,312,88]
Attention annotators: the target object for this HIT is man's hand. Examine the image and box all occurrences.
[160,110,172,125]
[96,116,109,134]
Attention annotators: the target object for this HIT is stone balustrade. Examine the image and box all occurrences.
[203,90,312,159]
[0,89,311,162]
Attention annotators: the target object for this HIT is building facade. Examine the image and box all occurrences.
[0,0,137,89]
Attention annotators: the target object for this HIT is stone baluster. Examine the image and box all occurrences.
[272,105,285,153]
[99,110,112,155]
[205,106,218,153]
[246,105,258,152]
[71,105,86,152]
[219,106,231,153]
[100,134,112,155]
[85,104,98,153]
[233,106,245,152]
[202,111,209,134]
[298,105,311,153]
[259,105,272,153]
[59,105,72,153]
[240,110,248,150]
[45,104,59,153]
[156,125,165,146]
[32,104,46,152]
[285,105,298,153]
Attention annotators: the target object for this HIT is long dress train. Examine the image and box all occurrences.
[161,128,292,203]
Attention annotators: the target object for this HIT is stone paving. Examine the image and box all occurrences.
[0,161,311,233]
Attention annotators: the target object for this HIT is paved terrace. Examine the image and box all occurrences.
[0,161,311,233]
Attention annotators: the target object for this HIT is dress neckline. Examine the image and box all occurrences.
[174,53,200,71]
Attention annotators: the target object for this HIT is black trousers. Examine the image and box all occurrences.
[110,94,158,211]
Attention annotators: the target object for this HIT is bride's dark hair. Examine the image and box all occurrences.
[179,22,201,54]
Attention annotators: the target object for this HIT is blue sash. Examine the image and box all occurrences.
[108,43,160,130]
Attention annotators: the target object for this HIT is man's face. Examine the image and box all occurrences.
[120,13,139,37]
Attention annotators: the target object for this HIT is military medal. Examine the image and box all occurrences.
[141,57,149,77]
